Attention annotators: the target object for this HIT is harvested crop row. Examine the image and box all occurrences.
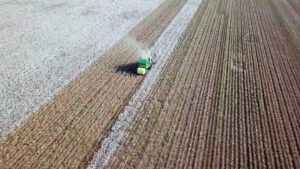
[0,0,187,168]
[103,0,300,168]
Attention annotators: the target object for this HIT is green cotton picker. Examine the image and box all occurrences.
[136,57,155,75]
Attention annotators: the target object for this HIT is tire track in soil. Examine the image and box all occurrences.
[0,0,187,168]
[102,0,300,168]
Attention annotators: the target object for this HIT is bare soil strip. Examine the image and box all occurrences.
[0,0,187,168]
[103,0,300,168]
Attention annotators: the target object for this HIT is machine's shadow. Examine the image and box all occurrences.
[116,62,138,75]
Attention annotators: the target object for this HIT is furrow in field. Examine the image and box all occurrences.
[178,4,222,169]
[164,1,216,167]
[255,0,300,167]
[250,0,284,167]
[102,0,300,168]
[250,0,297,168]
[243,0,265,167]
